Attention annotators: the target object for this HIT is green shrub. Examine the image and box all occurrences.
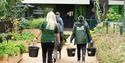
[30,18,45,28]
[21,32,35,41]
[107,7,122,21]
[0,43,5,58]
[19,18,45,29]
[11,32,35,41]
[0,42,20,56]
[16,43,26,54]
[0,41,26,57]
[19,18,31,29]
[94,28,125,63]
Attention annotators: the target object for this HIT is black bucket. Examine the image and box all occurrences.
[29,46,39,57]
[87,47,96,56]
[67,48,76,57]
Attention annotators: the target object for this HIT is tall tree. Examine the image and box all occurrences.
[0,0,23,19]
[94,0,109,22]
[124,0,125,26]
[124,0,125,17]
[99,0,109,21]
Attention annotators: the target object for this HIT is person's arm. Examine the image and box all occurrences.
[55,24,60,43]
[85,21,92,43]
[55,32,60,43]
[70,22,76,43]
[37,21,45,40]
[70,33,75,43]
[60,18,64,27]
[60,18,64,32]
[35,30,41,39]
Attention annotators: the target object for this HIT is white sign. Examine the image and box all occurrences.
[109,0,124,5]
[22,0,90,4]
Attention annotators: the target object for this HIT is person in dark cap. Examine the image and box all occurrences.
[53,11,64,62]
[70,15,92,62]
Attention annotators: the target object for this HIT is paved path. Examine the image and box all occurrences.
[20,30,99,63]
[20,42,98,63]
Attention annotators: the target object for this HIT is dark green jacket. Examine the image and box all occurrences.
[40,21,59,43]
[70,21,91,44]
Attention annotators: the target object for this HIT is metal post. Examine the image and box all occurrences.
[105,21,108,33]
[120,25,123,35]
[113,24,116,33]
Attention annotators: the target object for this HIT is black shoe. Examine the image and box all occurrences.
[77,58,80,61]
[54,58,56,62]
[82,56,85,61]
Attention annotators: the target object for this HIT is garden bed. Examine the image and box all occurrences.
[92,27,125,63]
[0,54,23,63]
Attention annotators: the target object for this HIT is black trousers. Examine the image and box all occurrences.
[41,43,54,63]
[77,44,86,61]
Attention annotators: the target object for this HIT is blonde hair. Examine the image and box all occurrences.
[46,11,57,30]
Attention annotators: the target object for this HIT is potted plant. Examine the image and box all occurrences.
[15,43,26,62]
[0,41,20,63]
[21,32,40,57]
[28,45,39,57]
[16,43,26,54]
[28,36,40,57]
[4,42,20,63]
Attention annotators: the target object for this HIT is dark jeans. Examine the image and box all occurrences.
[60,32,64,42]
[41,42,54,63]
[77,44,86,61]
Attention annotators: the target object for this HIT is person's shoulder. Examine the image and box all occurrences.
[74,21,80,24]
[84,21,88,25]
[73,21,79,27]
[56,15,60,18]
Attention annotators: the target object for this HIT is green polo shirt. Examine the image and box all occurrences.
[40,21,59,43]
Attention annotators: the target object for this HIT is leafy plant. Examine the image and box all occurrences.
[16,43,26,54]
[0,41,20,56]
[19,18,45,29]
[106,7,122,21]
[21,32,35,41]
[11,32,35,41]
[94,27,125,63]
[0,0,23,19]
[19,17,31,29]
[30,18,45,28]
[11,32,22,40]
[0,33,7,41]
[0,43,6,58]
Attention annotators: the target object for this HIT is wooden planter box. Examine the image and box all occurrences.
[8,54,23,63]
[0,54,23,63]
[0,55,8,63]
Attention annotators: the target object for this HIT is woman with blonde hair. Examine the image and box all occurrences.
[39,11,60,63]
